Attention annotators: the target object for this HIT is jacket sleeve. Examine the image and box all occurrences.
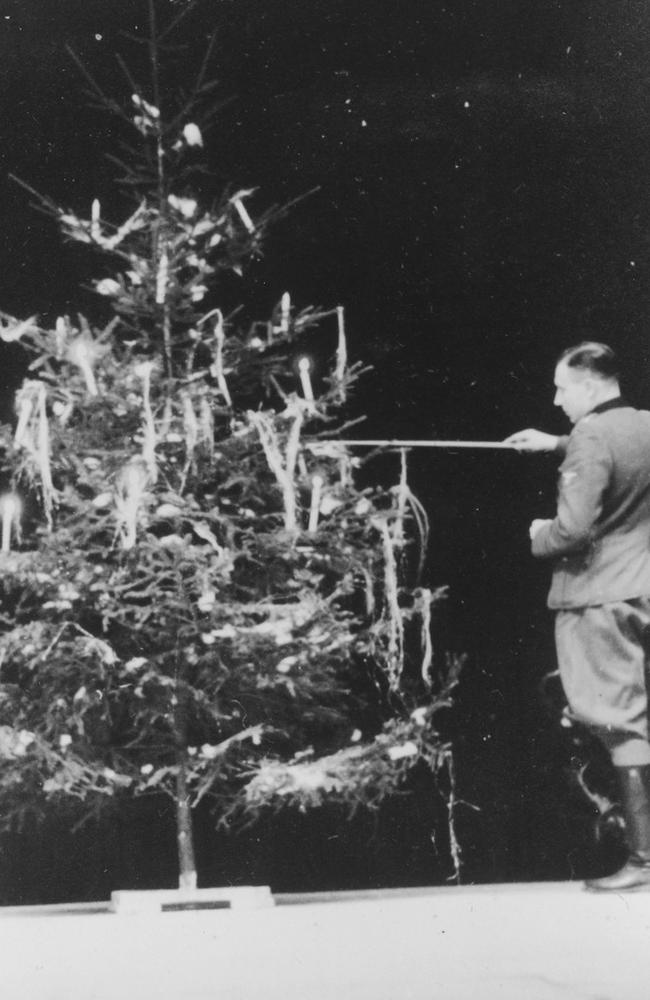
[531,424,612,559]
[555,435,569,457]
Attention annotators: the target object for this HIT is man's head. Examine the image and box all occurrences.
[553,342,621,424]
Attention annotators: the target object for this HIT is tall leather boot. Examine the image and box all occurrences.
[585,765,650,891]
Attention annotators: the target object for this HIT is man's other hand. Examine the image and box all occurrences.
[529,518,552,540]
[504,428,560,452]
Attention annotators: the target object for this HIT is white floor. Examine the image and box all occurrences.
[2,882,650,1000]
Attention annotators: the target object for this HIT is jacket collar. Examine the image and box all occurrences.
[589,396,627,416]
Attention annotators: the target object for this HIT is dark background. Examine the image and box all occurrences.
[0,0,646,900]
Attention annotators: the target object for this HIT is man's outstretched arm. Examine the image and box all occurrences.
[503,428,567,453]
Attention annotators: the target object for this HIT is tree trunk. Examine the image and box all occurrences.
[175,748,197,893]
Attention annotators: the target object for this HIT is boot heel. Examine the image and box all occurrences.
[584,765,650,892]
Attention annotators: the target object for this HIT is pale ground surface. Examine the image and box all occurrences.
[1,882,650,1000]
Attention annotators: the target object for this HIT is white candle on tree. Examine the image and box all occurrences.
[308,474,324,533]
[210,311,232,407]
[298,356,315,409]
[1,495,19,554]
[233,198,255,233]
[156,249,169,305]
[67,338,99,396]
[91,199,101,241]
[335,306,347,396]
[280,292,291,334]
[116,462,149,550]
[134,361,158,482]
[14,390,34,448]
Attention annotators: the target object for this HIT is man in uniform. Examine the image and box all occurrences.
[506,342,650,890]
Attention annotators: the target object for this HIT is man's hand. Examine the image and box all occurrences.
[529,518,552,540]
[504,428,560,452]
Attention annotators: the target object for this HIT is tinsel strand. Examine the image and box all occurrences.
[375,517,405,689]
[135,362,158,483]
[211,311,232,407]
[249,409,304,532]
[415,587,434,688]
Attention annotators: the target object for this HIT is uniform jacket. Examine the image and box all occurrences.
[532,398,650,609]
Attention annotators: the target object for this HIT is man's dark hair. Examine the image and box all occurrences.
[559,341,620,380]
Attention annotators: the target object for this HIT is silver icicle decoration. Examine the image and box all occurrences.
[198,396,214,457]
[362,565,375,617]
[134,361,158,483]
[393,448,409,546]
[374,516,404,690]
[158,397,173,440]
[114,460,149,550]
[308,474,324,533]
[335,305,347,399]
[249,404,304,532]
[414,587,434,688]
[0,495,20,554]
[66,335,99,396]
[14,381,56,527]
[14,382,36,449]
[210,311,232,407]
[156,248,169,305]
[36,385,56,526]
[181,392,199,464]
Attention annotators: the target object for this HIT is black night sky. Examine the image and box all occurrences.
[0,0,649,898]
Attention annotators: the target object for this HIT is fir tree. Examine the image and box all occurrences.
[0,2,460,891]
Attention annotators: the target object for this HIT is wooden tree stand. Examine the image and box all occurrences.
[110,885,274,914]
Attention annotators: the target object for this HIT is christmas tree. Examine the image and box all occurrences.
[0,1,460,892]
